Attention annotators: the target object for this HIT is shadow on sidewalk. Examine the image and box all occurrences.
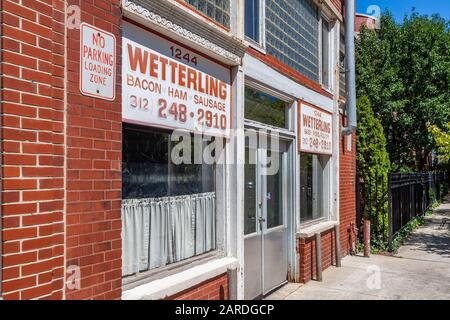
[397,193,450,259]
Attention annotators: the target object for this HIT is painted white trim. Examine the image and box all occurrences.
[122,0,243,65]
[356,13,378,20]
[122,257,238,300]
[230,65,246,300]
[297,221,338,239]
[243,54,334,113]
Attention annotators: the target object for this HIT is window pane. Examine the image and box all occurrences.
[122,125,215,199]
[265,0,320,81]
[300,153,313,222]
[300,153,330,223]
[245,0,260,42]
[266,151,283,228]
[183,0,230,28]
[321,19,330,88]
[245,87,287,128]
[339,31,346,97]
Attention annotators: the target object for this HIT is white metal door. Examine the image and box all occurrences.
[244,140,291,299]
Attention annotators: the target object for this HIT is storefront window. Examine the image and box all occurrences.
[121,125,217,277]
[300,153,330,223]
[245,0,261,43]
[182,0,230,28]
[244,87,288,129]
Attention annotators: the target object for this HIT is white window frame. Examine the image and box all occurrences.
[244,0,266,52]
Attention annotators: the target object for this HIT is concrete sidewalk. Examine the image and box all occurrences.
[266,196,450,300]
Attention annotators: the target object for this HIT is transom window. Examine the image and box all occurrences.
[244,86,289,129]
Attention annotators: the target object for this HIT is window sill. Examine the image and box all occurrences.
[296,220,338,239]
[321,85,334,96]
[122,257,238,300]
[245,38,266,55]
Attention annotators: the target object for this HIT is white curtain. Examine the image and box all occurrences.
[122,192,216,277]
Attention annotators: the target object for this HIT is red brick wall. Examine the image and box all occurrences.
[339,115,357,257]
[64,0,122,300]
[298,229,336,283]
[166,273,229,300]
[1,0,66,300]
[330,0,343,14]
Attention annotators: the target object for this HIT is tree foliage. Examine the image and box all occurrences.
[356,96,390,239]
[428,122,450,163]
[356,12,450,171]
[356,96,391,177]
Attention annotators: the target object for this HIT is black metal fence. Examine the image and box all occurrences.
[356,171,449,251]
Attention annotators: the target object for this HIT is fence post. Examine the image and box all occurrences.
[388,173,393,252]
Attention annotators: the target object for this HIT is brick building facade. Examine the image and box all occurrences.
[1,0,357,300]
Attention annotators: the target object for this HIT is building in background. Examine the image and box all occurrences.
[0,0,356,300]
[355,13,378,34]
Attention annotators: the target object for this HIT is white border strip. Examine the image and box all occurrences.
[122,257,238,300]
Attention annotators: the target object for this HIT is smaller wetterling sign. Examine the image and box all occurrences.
[299,103,333,155]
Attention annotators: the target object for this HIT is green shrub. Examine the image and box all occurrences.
[357,96,391,242]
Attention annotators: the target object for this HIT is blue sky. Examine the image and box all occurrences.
[356,0,450,23]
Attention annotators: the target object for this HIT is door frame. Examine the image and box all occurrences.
[243,122,297,298]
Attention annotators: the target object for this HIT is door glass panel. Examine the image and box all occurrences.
[300,153,314,222]
[244,147,257,235]
[266,151,284,229]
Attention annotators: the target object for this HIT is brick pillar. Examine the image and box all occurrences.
[339,115,357,257]
[1,0,66,299]
[65,0,122,300]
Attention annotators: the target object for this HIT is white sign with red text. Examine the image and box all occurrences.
[299,103,333,155]
[80,23,116,101]
[122,22,231,137]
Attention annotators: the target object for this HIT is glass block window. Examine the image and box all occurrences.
[182,0,231,28]
[265,0,320,82]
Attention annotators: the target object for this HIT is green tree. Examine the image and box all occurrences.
[356,12,450,171]
[428,122,450,163]
[356,96,390,241]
